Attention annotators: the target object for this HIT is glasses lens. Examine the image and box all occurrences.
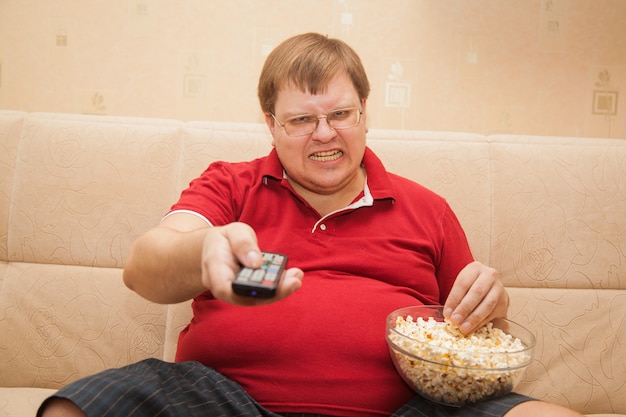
[284,115,318,136]
[328,108,360,130]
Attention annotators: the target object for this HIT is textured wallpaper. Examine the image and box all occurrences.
[0,0,624,138]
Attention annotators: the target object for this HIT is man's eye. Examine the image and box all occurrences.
[289,116,316,125]
[330,109,351,120]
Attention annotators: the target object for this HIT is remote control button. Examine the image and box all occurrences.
[238,268,253,279]
[250,269,265,282]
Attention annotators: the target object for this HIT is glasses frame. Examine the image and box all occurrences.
[270,107,363,137]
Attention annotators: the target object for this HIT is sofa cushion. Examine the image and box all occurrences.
[0,262,167,389]
[8,112,183,268]
[0,111,25,262]
[509,287,626,414]
[491,135,626,414]
[0,387,57,416]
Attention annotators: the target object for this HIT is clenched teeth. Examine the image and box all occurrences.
[310,150,343,161]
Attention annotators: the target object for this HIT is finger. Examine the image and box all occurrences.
[457,283,502,334]
[444,262,503,334]
[443,262,479,319]
[221,222,262,268]
[275,268,304,299]
[449,277,493,333]
[200,224,257,293]
[443,279,470,320]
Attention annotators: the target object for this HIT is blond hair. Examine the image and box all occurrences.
[258,33,370,114]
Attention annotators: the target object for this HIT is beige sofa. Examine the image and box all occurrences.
[0,110,624,416]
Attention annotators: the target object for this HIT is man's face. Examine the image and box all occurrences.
[266,73,367,198]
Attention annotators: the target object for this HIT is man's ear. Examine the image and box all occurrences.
[264,113,277,147]
[361,99,368,134]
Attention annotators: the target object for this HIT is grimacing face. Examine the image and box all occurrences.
[265,73,368,201]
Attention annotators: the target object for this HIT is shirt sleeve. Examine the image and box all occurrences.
[436,204,475,304]
[169,161,245,226]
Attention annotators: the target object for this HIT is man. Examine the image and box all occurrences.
[39,32,583,417]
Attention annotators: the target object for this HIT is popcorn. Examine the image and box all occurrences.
[387,315,532,406]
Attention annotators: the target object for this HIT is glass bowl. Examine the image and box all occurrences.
[386,305,535,406]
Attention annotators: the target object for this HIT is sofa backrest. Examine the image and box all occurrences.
[1,111,625,414]
[0,112,183,387]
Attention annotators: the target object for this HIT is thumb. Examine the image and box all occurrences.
[275,268,304,298]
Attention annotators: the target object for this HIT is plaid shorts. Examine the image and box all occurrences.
[38,359,533,417]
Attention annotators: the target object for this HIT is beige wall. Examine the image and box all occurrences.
[0,0,624,138]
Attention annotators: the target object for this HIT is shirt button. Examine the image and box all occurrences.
[320,224,327,231]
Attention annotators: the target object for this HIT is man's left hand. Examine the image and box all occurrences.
[443,261,509,335]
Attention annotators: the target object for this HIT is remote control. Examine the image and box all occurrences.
[232,252,288,298]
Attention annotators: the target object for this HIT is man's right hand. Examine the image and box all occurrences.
[200,222,303,306]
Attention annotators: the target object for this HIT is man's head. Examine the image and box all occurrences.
[258,33,371,211]
[258,33,370,114]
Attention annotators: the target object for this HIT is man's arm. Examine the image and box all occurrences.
[123,212,214,304]
[123,212,303,305]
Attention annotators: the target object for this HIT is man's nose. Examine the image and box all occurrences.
[311,116,335,140]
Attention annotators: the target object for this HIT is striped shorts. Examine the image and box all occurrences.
[38,359,533,417]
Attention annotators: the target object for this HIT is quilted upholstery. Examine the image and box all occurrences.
[0,111,624,416]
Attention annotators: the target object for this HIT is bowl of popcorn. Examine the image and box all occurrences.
[386,305,535,406]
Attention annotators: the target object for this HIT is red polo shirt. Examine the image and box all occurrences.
[171,147,474,417]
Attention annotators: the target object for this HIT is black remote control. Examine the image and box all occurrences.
[232,252,288,298]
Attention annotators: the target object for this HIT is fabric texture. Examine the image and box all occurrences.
[39,359,533,417]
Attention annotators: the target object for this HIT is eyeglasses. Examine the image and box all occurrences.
[270,107,363,137]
